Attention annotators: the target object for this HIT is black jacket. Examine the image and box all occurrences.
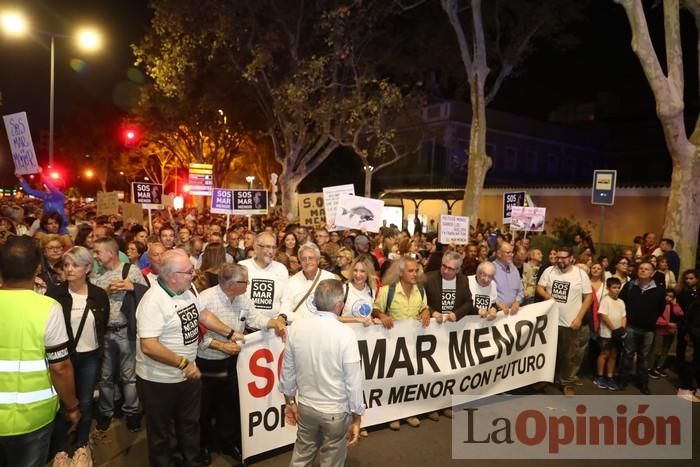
[620,279,666,332]
[422,270,474,320]
[46,281,110,352]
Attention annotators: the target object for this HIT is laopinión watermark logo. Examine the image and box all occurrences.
[451,395,692,459]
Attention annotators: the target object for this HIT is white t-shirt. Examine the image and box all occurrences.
[282,269,337,323]
[598,296,627,338]
[68,290,98,352]
[341,283,374,318]
[467,275,498,311]
[440,278,457,313]
[136,282,201,383]
[239,258,289,324]
[538,266,592,327]
[45,302,69,348]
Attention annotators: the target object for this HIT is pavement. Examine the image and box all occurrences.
[90,373,699,467]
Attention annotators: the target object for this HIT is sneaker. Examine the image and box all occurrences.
[405,416,421,427]
[606,379,620,391]
[72,446,94,467]
[648,368,661,379]
[593,377,608,389]
[443,408,453,419]
[388,420,401,431]
[52,451,71,467]
[677,389,700,402]
[95,415,111,432]
[656,367,668,377]
[571,377,585,387]
[126,414,142,432]
[427,411,440,421]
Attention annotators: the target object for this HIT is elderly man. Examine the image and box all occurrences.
[468,262,499,320]
[239,233,290,329]
[135,249,244,467]
[372,257,429,429]
[141,242,166,285]
[537,246,593,395]
[280,279,365,467]
[196,263,285,463]
[424,251,474,322]
[91,237,149,432]
[282,243,338,323]
[493,242,523,315]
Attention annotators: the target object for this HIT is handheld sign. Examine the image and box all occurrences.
[131,182,163,209]
[96,191,119,216]
[502,191,525,224]
[232,189,268,215]
[438,214,469,245]
[591,170,617,206]
[323,184,355,231]
[298,193,325,229]
[510,206,547,232]
[211,188,234,214]
[334,194,384,233]
[3,112,39,175]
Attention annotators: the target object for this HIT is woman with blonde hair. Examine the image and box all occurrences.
[333,246,355,281]
[340,256,377,326]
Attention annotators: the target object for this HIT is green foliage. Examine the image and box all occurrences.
[548,216,594,247]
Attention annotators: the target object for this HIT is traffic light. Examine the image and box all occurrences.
[121,125,140,148]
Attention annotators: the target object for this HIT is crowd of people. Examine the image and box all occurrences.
[1,176,700,467]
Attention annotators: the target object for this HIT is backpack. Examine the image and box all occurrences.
[385,283,425,312]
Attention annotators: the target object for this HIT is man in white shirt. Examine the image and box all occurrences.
[468,262,499,320]
[239,233,289,328]
[537,246,593,395]
[135,249,244,467]
[281,243,338,323]
[280,279,365,467]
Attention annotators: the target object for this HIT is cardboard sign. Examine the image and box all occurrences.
[232,189,268,215]
[322,184,355,231]
[298,193,325,228]
[3,112,39,175]
[502,191,526,224]
[121,202,144,224]
[438,214,470,245]
[211,188,234,214]
[161,193,174,208]
[96,191,119,216]
[592,170,617,206]
[510,206,547,232]
[334,194,384,233]
[131,182,163,209]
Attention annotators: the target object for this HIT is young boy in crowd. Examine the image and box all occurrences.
[595,277,627,390]
[648,289,684,378]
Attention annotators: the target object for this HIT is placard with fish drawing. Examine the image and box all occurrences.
[334,194,384,232]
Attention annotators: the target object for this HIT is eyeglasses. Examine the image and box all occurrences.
[234,280,249,284]
[441,264,457,272]
[174,269,195,275]
[256,243,277,250]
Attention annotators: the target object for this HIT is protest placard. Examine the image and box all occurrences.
[510,206,547,232]
[121,203,144,224]
[297,193,325,229]
[439,214,470,244]
[232,189,268,215]
[3,112,39,175]
[502,191,525,224]
[334,194,384,232]
[96,191,119,216]
[322,184,355,231]
[211,188,234,214]
[131,182,163,209]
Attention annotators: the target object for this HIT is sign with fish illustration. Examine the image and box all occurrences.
[323,184,355,231]
[334,194,384,232]
[298,192,326,228]
[510,206,546,232]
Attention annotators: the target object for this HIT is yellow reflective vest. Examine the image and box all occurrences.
[0,290,60,436]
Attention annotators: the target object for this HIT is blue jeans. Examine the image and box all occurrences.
[98,328,139,417]
[51,349,101,455]
[0,421,53,467]
[622,326,655,386]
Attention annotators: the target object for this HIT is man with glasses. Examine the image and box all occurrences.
[314,228,330,248]
[91,237,149,432]
[493,242,524,315]
[136,249,244,467]
[537,246,592,395]
[468,262,499,320]
[282,243,338,323]
[239,233,290,329]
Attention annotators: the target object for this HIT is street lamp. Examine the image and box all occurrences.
[0,9,103,168]
[245,175,255,189]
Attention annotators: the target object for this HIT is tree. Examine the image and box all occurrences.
[615,0,700,269]
[397,0,583,221]
[134,0,414,215]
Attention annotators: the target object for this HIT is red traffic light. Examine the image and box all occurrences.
[121,126,140,148]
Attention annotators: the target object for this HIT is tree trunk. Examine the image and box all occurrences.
[279,171,302,220]
[461,85,492,223]
[364,167,373,198]
[663,148,700,269]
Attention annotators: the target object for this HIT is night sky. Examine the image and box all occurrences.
[0,1,687,188]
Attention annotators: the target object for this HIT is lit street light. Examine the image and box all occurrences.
[246,175,255,189]
[0,9,104,168]
[84,168,94,179]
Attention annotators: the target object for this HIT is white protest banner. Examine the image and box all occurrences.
[510,206,547,232]
[237,300,557,460]
[334,194,384,233]
[96,191,119,216]
[211,188,234,214]
[439,214,469,245]
[322,184,355,231]
[297,193,325,229]
[3,112,39,175]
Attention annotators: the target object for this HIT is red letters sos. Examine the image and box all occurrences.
[247,348,285,398]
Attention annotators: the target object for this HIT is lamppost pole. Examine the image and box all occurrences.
[49,34,55,168]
